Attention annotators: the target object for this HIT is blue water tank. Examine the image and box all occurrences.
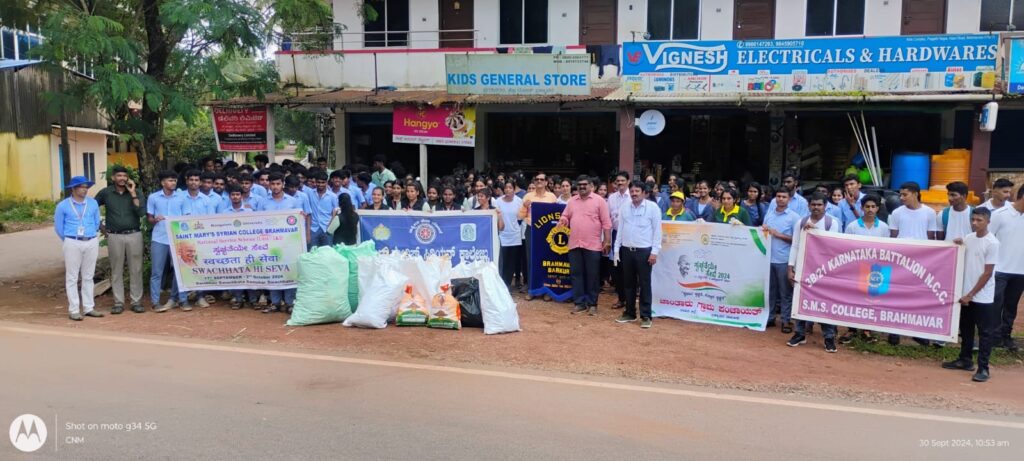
[889,152,930,190]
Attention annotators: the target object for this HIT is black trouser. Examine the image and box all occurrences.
[994,272,1024,342]
[610,230,625,303]
[499,245,522,286]
[621,247,653,319]
[568,248,602,307]
[959,301,997,369]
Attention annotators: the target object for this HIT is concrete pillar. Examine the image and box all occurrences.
[618,107,635,174]
[419,143,428,189]
[266,106,276,163]
[334,108,347,168]
[473,107,486,171]
[969,109,991,196]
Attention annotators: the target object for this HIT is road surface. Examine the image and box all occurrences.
[1,322,1021,460]
[0,227,72,281]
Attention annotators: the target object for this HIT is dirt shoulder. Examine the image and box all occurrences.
[2,269,1022,416]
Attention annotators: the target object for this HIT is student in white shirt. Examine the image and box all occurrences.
[979,178,1014,212]
[942,208,999,382]
[888,181,939,347]
[787,193,841,353]
[843,194,890,238]
[936,181,972,241]
[495,182,524,288]
[990,186,1024,352]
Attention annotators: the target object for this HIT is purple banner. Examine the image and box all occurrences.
[792,231,964,342]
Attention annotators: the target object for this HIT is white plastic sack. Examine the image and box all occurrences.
[356,253,401,307]
[479,262,521,335]
[401,255,443,305]
[343,264,408,329]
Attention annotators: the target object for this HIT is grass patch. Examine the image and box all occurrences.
[848,335,1023,367]
[0,197,56,225]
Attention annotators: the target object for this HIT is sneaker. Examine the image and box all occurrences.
[587,306,597,316]
[84,310,105,318]
[204,294,217,304]
[786,334,807,347]
[180,303,193,312]
[640,318,652,329]
[525,294,534,301]
[615,314,637,323]
[220,291,233,301]
[111,304,124,315]
[824,338,837,353]
[69,313,83,321]
[838,333,854,345]
[861,332,877,343]
[160,299,177,312]
[941,359,975,371]
[231,300,242,310]
[258,294,268,306]
[131,303,145,313]
[571,305,588,315]
[196,297,211,308]
[972,368,990,382]
[781,322,793,334]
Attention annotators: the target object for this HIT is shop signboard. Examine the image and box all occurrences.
[446,54,591,95]
[1007,38,1024,94]
[212,106,269,152]
[392,104,476,147]
[622,34,998,95]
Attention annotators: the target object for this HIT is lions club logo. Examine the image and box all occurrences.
[372,223,392,241]
[286,215,298,226]
[412,220,440,245]
[700,234,711,245]
[546,225,570,255]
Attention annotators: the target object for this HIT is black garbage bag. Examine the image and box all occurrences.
[451,277,483,328]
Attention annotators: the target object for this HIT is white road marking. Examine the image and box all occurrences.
[3,323,1023,430]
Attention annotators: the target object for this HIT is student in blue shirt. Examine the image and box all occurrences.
[258,172,306,314]
[305,170,339,248]
[147,170,185,312]
[762,188,801,332]
[55,176,104,321]
[220,185,260,310]
[177,169,216,309]
[221,173,264,212]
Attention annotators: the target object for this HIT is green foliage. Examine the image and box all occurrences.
[295,141,309,160]
[848,335,1022,366]
[0,197,57,224]
[273,105,317,146]
[163,112,218,163]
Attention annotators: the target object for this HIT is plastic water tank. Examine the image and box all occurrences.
[890,152,930,189]
[930,149,971,188]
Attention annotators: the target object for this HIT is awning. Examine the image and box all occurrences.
[51,125,117,136]
[209,87,619,107]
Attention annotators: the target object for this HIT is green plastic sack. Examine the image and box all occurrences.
[334,241,376,311]
[287,246,351,326]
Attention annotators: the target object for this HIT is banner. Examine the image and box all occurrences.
[652,222,771,330]
[792,231,964,342]
[166,210,307,290]
[1008,38,1024,94]
[622,34,998,95]
[445,54,592,95]
[528,203,572,301]
[392,104,476,147]
[357,210,497,265]
[212,106,269,152]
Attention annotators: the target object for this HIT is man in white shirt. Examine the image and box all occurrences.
[942,207,999,382]
[979,178,1014,212]
[990,186,1024,352]
[606,171,631,309]
[787,193,841,353]
[936,181,972,241]
[613,181,662,329]
[887,181,939,346]
[839,194,889,344]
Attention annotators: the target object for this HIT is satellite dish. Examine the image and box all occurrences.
[637,110,666,136]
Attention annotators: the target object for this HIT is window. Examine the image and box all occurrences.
[1,29,14,59]
[806,0,864,36]
[980,0,1024,31]
[83,152,96,183]
[647,0,700,40]
[499,0,548,44]
[364,0,409,47]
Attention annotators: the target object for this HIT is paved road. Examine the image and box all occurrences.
[0,227,69,280]
[2,322,1021,460]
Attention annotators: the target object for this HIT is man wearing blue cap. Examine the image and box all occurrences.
[54,176,104,321]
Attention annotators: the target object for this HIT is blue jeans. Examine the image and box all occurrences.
[769,263,793,323]
[232,290,260,303]
[270,289,296,306]
[309,229,332,249]
[796,320,837,339]
[150,242,178,305]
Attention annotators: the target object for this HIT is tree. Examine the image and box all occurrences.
[1,0,334,187]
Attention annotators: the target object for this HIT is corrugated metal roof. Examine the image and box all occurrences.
[0,59,41,71]
[209,87,618,107]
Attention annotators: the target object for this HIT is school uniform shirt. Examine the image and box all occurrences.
[889,205,938,240]
[614,199,662,258]
[179,191,216,216]
[763,207,800,265]
[54,197,101,240]
[258,193,302,212]
[250,184,269,199]
[347,183,366,209]
[989,205,1024,275]
[684,197,715,221]
[306,189,338,233]
[146,191,184,245]
[962,232,1000,304]
[825,202,843,222]
[288,190,314,216]
[936,206,972,241]
[219,203,251,214]
[838,192,865,229]
[789,214,841,267]
[495,196,524,247]
[219,194,263,213]
[844,217,890,237]
[769,193,809,219]
[979,199,1008,212]
[663,208,695,221]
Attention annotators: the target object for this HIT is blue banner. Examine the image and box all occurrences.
[1009,38,1024,94]
[528,202,573,302]
[357,210,497,266]
[623,34,997,76]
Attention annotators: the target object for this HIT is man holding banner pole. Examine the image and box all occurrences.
[762,188,800,333]
[257,173,307,314]
[613,181,662,329]
[519,173,557,301]
[558,175,611,316]
[788,193,841,352]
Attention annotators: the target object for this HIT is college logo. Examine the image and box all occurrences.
[546,225,570,255]
[179,222,190,232]
[859,263,892,297]
[9,414,47,453]
[460,223,476,242]
[372,223,392,241]
[640,42,728,73]
[232,219,242,227]
[411,220,440,245]
[286,215,298,226]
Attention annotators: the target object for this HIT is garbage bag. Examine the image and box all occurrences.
[288,247,351,326]
[479,262,521,335]
[452,277,483,329]
[334,241,376,310]
[343,264,407,329]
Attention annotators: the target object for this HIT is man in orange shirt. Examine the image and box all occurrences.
[558,175,612,315]
[519,173,559,301]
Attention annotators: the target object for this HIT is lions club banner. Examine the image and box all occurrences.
[166,210,307,290]
[357,210,497,265]
[792,231,964,342]
[528,202,572,302]
[652,222,772,330]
